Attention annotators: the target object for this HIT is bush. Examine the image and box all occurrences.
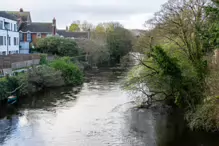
[0,75,27,100]
[50,57,84,85]
[28,65,65,90]
[186,98,219,132]
[39,54,48,65]
[75,39,110,66]
[36,37,81,57]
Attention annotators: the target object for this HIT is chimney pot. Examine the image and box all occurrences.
[52,17,56,36]
[52,17,56,26]
[20,8,24,12]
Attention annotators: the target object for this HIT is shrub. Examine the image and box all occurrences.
[0,75,25,100]
[50,57,84,85]
[36,37,81,57]
[186,98,219,132]
[28,65,65,90]
[75,39,110,66]
[39,54,48,65]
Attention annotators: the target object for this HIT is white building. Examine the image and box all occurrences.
[0,12,19,55]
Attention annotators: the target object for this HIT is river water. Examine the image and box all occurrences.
[0,69,219,146]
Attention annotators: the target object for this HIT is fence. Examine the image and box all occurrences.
[0,54,41,70]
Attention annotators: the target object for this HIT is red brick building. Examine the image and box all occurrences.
[7,8,56,54]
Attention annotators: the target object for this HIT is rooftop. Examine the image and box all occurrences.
[57,30,89,39]
[0,11,17,21]
[20,22,53,33]
[6,9,32,22]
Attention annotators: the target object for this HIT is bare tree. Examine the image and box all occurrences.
[147,0,209,62]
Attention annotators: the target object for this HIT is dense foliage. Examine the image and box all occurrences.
[50,57,84,85]
[0,57,84,102]
[74,22,134,66]
[106,26,133,64]
[75,39,109,66]
[124,0,219,132]
[36,37,80,57]
[0,66,65,101]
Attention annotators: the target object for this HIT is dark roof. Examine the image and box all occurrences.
[6,11,31,22]
[0,11,17,21]
[57,30,89,39]
[129,29,147,36]
[20,22,53,33]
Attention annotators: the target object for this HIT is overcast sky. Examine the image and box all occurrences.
[0,0,167,29]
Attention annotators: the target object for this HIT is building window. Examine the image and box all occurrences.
[14,37,16,45]
[16,50,19,54]
[2,51,6,55]
[17,38,19,46]
[4,36,7,46]
[14,24,16,31]
[0,36,3,45]
[0,21,3,29]
[27,33,31,41]
[8,37,11,46]
[20,33,23,41]
[11,23,12,31]
[37,33,41,38]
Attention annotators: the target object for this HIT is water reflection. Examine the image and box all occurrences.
[0,70,219,146]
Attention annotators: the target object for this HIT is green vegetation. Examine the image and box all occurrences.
[0,57,84,101]
[91,22,133,65]
[39,54,48,65]
[50,57,83,85]
[69,20,80,32]
[36,37,80,57]
[124,0,219,132]
[106,25,133,64]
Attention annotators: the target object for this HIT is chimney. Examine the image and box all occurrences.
[66,26,69,31]
[52,17,56,36]
[19,8,24,12]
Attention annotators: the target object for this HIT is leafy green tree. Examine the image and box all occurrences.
[36,37,80,57]
[50,57,84,85]
[203,0,219,50]
[106,24,133,64]
[69,22,80,32]
[95,23,105,33]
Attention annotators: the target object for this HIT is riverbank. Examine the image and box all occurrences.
[0,57,84,106]
[1,69,219,146]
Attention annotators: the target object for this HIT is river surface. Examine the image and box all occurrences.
[1,69,219,146]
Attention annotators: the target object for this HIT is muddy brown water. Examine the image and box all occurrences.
[0,69,219,146]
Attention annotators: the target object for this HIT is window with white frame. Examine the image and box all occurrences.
[14,37,16,45]
[4,36,6,45]
[37,33,41,38]
[17,37,19,45]
[14,24,16,31]
[27,33,31,41]
[0,21,3,29]
[0,36,3,45]
[19,33,23,41]
[8,37,11,46]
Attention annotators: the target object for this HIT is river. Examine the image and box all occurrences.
[0,69,219,146]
